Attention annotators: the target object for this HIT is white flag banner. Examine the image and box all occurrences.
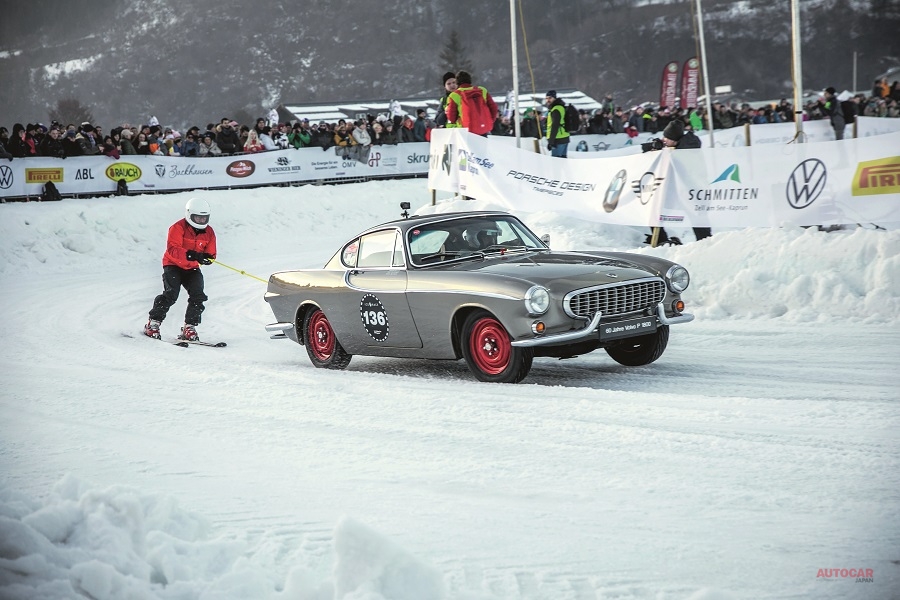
[428,129,900,227]
[429,129,666,226]
[856,116,900,138]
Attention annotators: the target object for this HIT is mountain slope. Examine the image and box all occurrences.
[1,0,897,128]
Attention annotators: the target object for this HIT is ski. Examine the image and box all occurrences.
[122,332,225,348]
[176,339,227,348]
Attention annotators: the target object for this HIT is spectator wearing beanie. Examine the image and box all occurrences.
[435,71,459,128]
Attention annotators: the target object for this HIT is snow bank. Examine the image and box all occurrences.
[1,180,897,324]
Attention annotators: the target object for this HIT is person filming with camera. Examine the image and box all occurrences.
[641,119,711,244]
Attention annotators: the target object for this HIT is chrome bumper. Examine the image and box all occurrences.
[265,322,293,339]
[511,312,604,348]
[510,303,693,348]
[656,304,694,325]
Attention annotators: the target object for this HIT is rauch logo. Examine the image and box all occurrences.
[852,156,900,197]
[226,160,256,178]
[105,163,142,183]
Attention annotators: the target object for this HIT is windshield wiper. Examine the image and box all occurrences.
[418,250,464,262]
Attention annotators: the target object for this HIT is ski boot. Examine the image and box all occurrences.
[178,324,199,342]
[144,319,161,339]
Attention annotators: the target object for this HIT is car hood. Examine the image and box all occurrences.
[447,251,662,287]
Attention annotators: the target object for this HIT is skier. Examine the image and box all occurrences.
[144,198,217,341]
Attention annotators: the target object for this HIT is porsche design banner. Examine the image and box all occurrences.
[428,129,900,227]
[428,129,668,227]
[0,144,433,199]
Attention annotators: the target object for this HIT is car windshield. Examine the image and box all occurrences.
[407,215,546,266]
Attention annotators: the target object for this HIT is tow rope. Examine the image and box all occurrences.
[212,260,268,284]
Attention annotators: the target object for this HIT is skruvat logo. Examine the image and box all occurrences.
[155,164,166,178]
[852,156,900,196]
[226,160,255,178]
[105,163,142,182]
[786,158,826,209]
[25,168,63,184]
[631,172,664,205]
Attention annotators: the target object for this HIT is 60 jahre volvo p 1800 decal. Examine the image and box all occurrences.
[360,294,389,341]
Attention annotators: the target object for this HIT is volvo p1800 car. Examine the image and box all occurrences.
[265,210,693,383]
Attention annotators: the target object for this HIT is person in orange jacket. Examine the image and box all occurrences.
[144,198,217,341]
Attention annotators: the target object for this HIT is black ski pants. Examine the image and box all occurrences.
[149,265,207,325]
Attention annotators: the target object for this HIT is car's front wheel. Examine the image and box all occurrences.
[303,308,352,370]
[605,324,669,366]
[461,310,533,383]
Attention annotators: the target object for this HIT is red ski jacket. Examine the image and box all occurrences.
[163,219,217,269]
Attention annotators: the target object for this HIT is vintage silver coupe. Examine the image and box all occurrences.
[265,210,693,383]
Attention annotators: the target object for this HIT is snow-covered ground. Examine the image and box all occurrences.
[1,180,898,600]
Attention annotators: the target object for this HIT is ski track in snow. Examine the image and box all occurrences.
[1,182,899,599]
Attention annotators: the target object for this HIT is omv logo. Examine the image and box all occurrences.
[712,164,741,184]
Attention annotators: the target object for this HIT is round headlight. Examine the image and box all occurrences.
[524,286,550,315]
[666,265,690,293]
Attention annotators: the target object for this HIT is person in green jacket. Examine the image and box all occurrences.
[689,106,705,131]
[543,90,570,158]
[289,121,312,148]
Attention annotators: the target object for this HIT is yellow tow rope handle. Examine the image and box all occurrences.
[211,259,268,284]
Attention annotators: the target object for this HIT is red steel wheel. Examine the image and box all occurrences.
[468,316,512,375]
[460,310,533,383]
[303,308,352,369]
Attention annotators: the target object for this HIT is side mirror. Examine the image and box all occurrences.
[400,202,411,219]
[540,234,550,246]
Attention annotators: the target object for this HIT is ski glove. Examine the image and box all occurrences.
[186,250,200,262]
[199,254,214,265]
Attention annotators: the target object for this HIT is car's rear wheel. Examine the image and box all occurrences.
[461,310,533,383]
[605,324,669,366]
[303,308,352,369]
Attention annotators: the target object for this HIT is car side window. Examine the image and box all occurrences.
[342,239,360,268]
[357,230,399,268]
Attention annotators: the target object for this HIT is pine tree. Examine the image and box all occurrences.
[48,98,94,127]
[439,30,474,75]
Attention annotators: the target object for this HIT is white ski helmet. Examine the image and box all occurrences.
[185,198,210,229]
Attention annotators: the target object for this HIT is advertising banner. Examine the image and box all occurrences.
[0,144,433,199]
[428,129,900,228]
[431,129,666,226]
[681,57,700,109]
[660,61,680,109]
[856,116,900,138]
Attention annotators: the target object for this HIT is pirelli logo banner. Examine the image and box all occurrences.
[25,168,64,184]
[853,157,900,196]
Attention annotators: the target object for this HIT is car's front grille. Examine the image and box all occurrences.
[564,278,666,319]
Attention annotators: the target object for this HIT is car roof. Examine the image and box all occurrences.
[357,211,515,236]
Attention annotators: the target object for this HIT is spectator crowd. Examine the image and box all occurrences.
[1,76,898,161]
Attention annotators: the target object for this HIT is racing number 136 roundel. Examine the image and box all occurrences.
[360,294,389,342]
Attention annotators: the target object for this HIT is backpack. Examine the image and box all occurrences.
[564,104,581,133]
[457,87,495,135]
[42,181,62,201]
